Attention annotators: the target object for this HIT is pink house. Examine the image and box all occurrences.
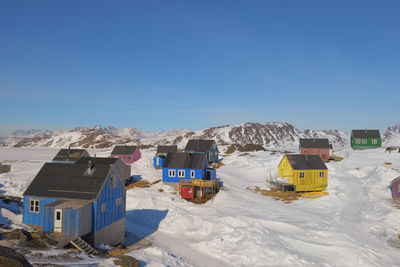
[110,145,141,164]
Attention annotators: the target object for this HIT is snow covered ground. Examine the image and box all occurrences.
[1,146,400,266]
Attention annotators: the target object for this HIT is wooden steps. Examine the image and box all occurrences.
[70,237,97,256]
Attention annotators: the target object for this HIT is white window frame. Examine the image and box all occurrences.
[300,172,305,178]
[29,199,40,213]
[101,203,106,212]
[372,139,377,144]
[319,172,325,178]
[168,170,176,177]
[362,139,367,144]
[303,149,307,154]
[356,139,360,144]
[312,149,317,154]
[191,170,195,178]
[178,170,185,178]
[322,150,326,154]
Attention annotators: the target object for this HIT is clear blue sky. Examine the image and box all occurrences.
[1,1,399,136]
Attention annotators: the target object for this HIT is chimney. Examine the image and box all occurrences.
[88,160,94,175]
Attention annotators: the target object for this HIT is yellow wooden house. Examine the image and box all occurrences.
[278,154,328,192]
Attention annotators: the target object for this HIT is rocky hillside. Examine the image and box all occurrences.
[383,125,400,147]
[4,122,356,150]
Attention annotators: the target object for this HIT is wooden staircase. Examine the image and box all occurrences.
[70,237,97,256]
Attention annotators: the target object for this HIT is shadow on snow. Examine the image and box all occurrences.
[125,209,168,246]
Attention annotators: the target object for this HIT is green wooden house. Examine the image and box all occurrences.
[351,129,381,148]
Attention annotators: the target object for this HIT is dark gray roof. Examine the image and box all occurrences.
[157,145,177,154]
[23,162,112,200]
[184,140,216,152]
[351,130,381,139]
[111,145,138,155]
[53,149,89,162]
[75,157,119,165]
[285,154,327,170]
[299,138,330,148]
[164,152,206,169]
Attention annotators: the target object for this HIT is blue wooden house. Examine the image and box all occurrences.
[52,148,90,164]
[184,140,219,163]
[22,157,126,247]
[162,152,216,183]
[154,146,177,168]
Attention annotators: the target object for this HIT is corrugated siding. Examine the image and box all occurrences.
[65,208,78,236]
[94,169,125,231]
[43,206,54,232]
[22,196,59,226]
[78,203,92,236]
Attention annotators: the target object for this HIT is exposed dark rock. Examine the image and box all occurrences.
[0,245,33,267]
[225,144,266,154]
[4,229,33,242]
[113,255,141,267]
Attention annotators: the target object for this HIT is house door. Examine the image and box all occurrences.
[54,209,62,233]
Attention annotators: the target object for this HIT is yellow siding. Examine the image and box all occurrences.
[278,156,328,192]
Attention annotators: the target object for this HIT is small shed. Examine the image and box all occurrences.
[153,155,167,168]
[53,149,90,163]
[110,145,141,165]
[390,177,400,199]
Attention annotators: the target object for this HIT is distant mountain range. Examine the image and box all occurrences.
[1,123,400,149]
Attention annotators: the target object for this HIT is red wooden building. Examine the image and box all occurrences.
[299,138,331,160]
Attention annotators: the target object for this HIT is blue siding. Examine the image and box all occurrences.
[22,196,59,226]
[162,169,217,183]
[153,156,166,168]
[43,206,54,232]
[65,208,78,236]
[93,169,126,231]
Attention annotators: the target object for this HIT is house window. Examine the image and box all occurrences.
[312,149,317,154]
[110,175,117,188]
[115,197,123,206]
[178,170,185,177]
[398,184,400,193]
[356,139,360,144]
[362,139,367,144]
[303,149,307,153]
[126,156,132,161]
[322,150,326,154]
[319,172,325,178]
[168,170,176,177]
[300,172,305,178]
[29,199,40,213]
[372,139,377,144]
[101,203,106,212]
[191,170,195,178]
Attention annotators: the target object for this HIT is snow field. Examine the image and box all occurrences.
[0,147,400,266]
